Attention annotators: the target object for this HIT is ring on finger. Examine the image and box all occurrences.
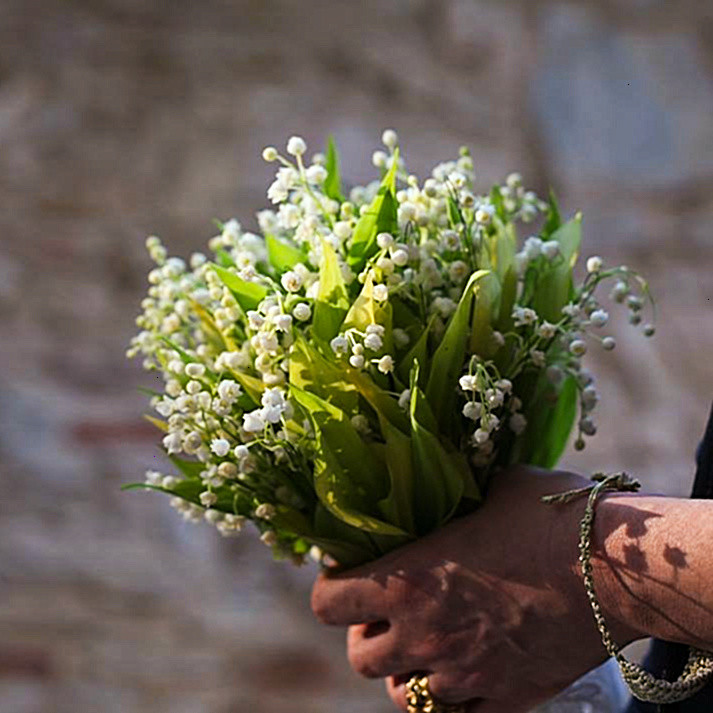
[406,674,466,713]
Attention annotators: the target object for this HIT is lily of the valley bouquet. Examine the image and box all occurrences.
[126,130,653,569]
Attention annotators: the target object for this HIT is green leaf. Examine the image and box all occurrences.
[479,218,515,283]
[312,439,406,537]
[137,386,162,398]
[214,249,235,268]
[229,370,264,405]
[425,270,490,433]
[409,367,466,534]
[376,413,416,534]
[542,190,562,239]
[396,314,436,386]
[236,389,259,411]
[470,271,502,360]
[289,335,358,415]
[490,185,508,222]
[344,367,410,435]
[517,375,578,468]
[390,296,422,337]
[290,385,406,537]
[122,479,202,503]
[270,504,321,542]
[159,336,194,364]
[311,504,382,567]
[348,148,399,271]
[341,273,376,333]
[122,480,252,516]
[531,215,582,323]
[340,275,397,381]
[265,233,306,273]
[493,219,517,283]
[496,266,518,333]
[313,240,350,342]
[447,196,461,228]
[324,135,345,203]
[188,297,232,351]
[122,482,164,493]
[450,449,481,502]
[376,190,398,236]
[144,414,168,432]
[212,264,268,311]
[169,456,204,479]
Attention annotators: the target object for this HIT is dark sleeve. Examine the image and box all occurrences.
[693,406,713,499]
[624,402,713,713]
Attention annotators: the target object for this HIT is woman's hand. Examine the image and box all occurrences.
[310,466,641,712]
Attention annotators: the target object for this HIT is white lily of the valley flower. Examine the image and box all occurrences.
[162,432,183,454]
[512,306,538,327]
[459,374,478,392]
[586,256,603,273]
[473,429,490,445]
[541,241,560,260]
[377,355,394,374]
[210,438,230,457]
[382,129,398,149]
[305,164,328,184]
[509,413,527,434]
[364,333,383,351]
[537,322,557,339]
[463,401,483,420]
[589,310,609,328]
[262,146,278,162]
[529,349,546,368]
[273,314,293,332]
[243,410,266,433]
[281,270,303,292]
[292,303,311,321]
[373,284,389,302]
[286,136,306,156]
[216,380,240,402]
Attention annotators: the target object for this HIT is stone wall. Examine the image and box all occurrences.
[1,1,712,711]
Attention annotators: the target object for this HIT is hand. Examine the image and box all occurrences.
[310,466,641,712]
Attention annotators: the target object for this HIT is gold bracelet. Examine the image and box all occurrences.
[544,472,713,704]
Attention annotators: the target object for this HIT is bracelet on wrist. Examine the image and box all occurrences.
[543,472,713,704]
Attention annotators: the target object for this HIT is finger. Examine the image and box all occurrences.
[386,675,487,712]
[347,622,424,679]
[311,570,391,626]
[428,669,489,704]
[385,674,410,711]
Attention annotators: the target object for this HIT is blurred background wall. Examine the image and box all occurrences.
[1,1,712,711]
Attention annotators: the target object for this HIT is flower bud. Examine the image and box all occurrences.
[286,136,306,156]
[381,129,398,149]
[586,256,603,273]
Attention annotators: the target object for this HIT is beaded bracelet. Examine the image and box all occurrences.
[543,472,713,704]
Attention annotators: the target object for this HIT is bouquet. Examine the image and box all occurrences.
[126,130,653,569]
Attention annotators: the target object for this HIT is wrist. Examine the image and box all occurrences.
[585,492,651,646]
[552,489,646,651]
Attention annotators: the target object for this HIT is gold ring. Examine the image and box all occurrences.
[406,674,466,713]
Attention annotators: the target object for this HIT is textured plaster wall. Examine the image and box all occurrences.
[1,1,712,711]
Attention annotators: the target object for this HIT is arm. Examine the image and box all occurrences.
[311,466,713,713]
[593,492,713,651]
